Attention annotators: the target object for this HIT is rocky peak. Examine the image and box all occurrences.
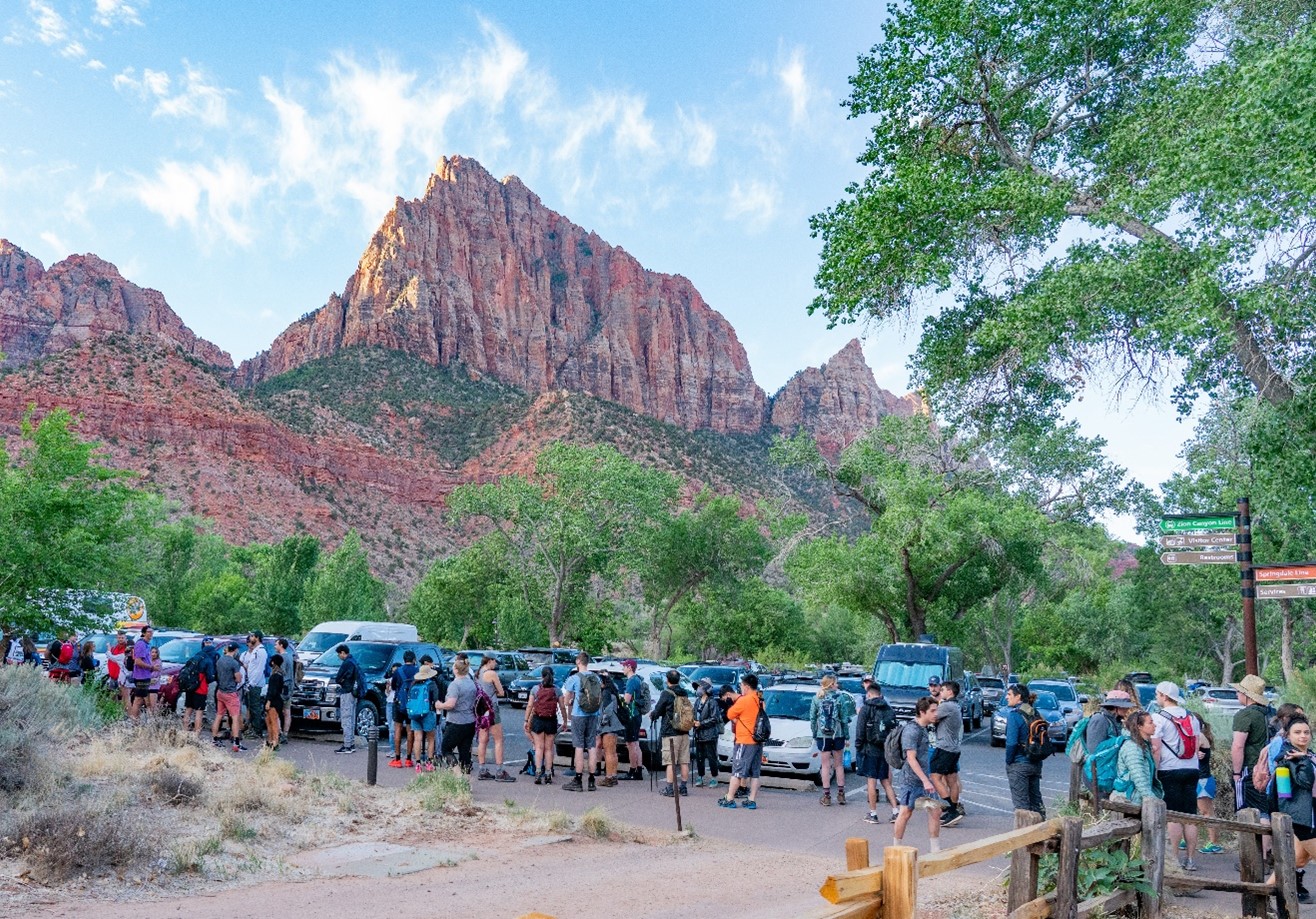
[239,155,767,434]
[0,241,232,369]
[770,339,921,457]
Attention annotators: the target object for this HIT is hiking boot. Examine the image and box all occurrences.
[563,776,584,792]
[598,776,618,787]
[388,758,403,768]
[544,770,554,785]
[660,783,675,797]
[495,770,517,783]
[629,767,644,780]
[587,776,597,792]
[679,782,688,796]
[477,768,496,781]
[717,796,738,808]
[941,806,964,827]
[534,772,545,785]
[820,791,832,806]
[836,788,847,806]
[864,812,882,825]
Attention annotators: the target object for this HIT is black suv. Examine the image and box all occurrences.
[290,640,450,737]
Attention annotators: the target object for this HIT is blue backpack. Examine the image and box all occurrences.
[406,680,432,718]
[1085,736,1125,794]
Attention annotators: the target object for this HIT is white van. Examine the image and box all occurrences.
[296,620,419,666]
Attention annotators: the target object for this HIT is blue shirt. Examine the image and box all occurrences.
[1005,704,1028,765]
[395,663,418,701]
[625,674,644,716]
[562,671,597,718]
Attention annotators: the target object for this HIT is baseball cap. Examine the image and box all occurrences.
[1155,680,1184,705]
[928,675,942,686]
[201,636,214,644]
[621,658,637,670]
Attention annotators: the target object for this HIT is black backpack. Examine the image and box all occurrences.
[864,702,897,751]
[1022,706,1053,760]
[177,654,203,693]
[751,693,771,744]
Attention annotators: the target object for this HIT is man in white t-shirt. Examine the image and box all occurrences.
[240,633,269,740]
[1151,681,1203,871]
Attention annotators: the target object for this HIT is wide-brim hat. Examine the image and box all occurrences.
[1101,690,1134,709]
[414,664,438,681]
[1155,680,1184,705]
[1231,673,1268,705]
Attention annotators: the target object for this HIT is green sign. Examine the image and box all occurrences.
[1159,515,1237,534]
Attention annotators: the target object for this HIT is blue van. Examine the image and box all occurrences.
[872,642,966,721]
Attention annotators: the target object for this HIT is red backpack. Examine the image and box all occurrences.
[1165,712,1198,759]
[532,685,559,718]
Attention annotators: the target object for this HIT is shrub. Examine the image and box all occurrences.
[0,665,103,794]
[147,766,203,806]
[579,806,613,839]
[410,770,472,812]
[6,802,149,882]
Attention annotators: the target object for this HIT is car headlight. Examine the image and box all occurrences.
[785,736,813,748]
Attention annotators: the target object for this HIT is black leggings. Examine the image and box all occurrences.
[441,721,476,772]
[694,739,719,777]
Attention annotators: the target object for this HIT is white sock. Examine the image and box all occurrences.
[930,839,942,852]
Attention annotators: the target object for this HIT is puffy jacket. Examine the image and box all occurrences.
[694,694,722,742]
[1113,734,1163,805]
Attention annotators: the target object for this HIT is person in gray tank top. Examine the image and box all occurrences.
[931,680,965,826]
[438,654,478,772]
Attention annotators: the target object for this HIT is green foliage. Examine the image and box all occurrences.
[407,534,542,648]
[300,531,386,628]
[1037,844,1154,900]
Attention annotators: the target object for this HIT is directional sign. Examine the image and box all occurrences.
[1160,551,1239,566]
[1161,533,1238,548]
[1255,565,1316,582]
[1159,515,1237,534]
[1258,583,1316,600]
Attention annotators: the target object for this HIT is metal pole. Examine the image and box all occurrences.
[367,724,379,786]
[1239,497,1259,677]
[669,736,682,831]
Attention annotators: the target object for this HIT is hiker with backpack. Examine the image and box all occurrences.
[594,671,625,787]
[931,680,965,827]
[476,656,516,783]
[388,651,419,768]
[525,665,565,785]
[1112,710,1163,805]
[1264,715,1316,904]
[1151,681,1204,871]
[652,669,694,798]
[718,673,766,810]
[180,639,213,737]
[1067,689,1133,796]
[1233,674,1277,819]
[265,653,287,751]
[332,644,363,754]
[1004,683,1050,818]
[810,673,856,807]
[437,654,478,773]
[856,681,898,825]
[276,638,296,737]
[892,696,946,852]
[561,652,603,792]
[692,678,722,788]
[213,642,248,752]
[620,659,650,781]
[406,660,443,771]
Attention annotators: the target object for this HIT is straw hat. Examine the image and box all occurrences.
[1230,673,1268,705]
[414,664,438,682]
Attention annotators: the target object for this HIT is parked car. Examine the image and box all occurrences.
[990,690,1068,746]
[1134,683,1158,711]
[506,663,575,708]
[715,681,860,783]
[459,649,531,684]
[978,674,1005,715]
[1199,686,1245,716]
[516,647,586,668]
[688,665,751,689]
[290,640,449,737]
[1028,679,1082,733]
[295,621,419,666]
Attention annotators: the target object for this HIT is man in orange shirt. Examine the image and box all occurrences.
[718,673,764,810]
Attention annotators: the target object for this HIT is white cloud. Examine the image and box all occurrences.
[39,230,66,253]
[777,46,812,127]
[85,58,105,70]
[93,0,145,28]
[28,0,67,46]
[113,62,229,127]
[60,40,85,59]
[676,106,716,167]
[132,158,266,245]
[726,178,779,228]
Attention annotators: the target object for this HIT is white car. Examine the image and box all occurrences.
[715,682,859,783]
[1198,686,1245,716]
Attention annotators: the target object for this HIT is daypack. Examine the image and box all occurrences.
[631,676,653,718]
[670,693,694,733]
[1161,711,1198,759]
[817,694,839,738]
[532,685,560,718]
[884,724,906,771]
[863,703,897,751]
[1021,706,1053,760]
[406,680,432,718]
[751,693,771,745]
[1086,736,1125,794]
[576,671,602,714]
[293,658,305,685]
[1066,715,1093,764]
[57,641,74,665]
[177,654,203,693]
[474,681,497,729]
[1253,745,1273,792]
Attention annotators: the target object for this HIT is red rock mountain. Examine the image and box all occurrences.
[770,339,923,457]
[0,240,231,369]
[238,156,767,434]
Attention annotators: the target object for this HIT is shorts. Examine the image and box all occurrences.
[1158,768,1200,815]
[897,782,938,809]
[392,700,409,723]
[1245,781,1271,817]
[132,678,152,699]
[1196,775,1217,799]
[215,690,241,723]
[1296,824,1315,843]
[661,733,691,766]
[857,751,889,781]
[731,743,762,779]
[409,713,437,733]
[570,714,599,750]
[488,699,501,726]
[623,713,641,743]
[817,737,845,752]
[530,715,558,736]
[184,691,206,711]
[930,749,961,776]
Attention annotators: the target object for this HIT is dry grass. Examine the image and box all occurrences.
[5,802,150,883]
[578,806,614,839]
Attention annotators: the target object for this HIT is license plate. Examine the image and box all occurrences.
[301,709,320,720]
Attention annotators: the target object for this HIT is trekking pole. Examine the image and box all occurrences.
[366,724,378,786]
[669,736,683,832]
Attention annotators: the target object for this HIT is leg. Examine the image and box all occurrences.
[882,778,896,808]
[893,804,913,842]
[457,722,475,772]
[1029,766,1045,818]
[603,733,617,778]
[338,694,353,749]
[820,745,833,794]
[493,723,505,771]
[867,777,878,812]
[476,727,489,770]
[749,776,761,803]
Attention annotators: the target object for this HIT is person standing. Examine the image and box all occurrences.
[856,682,898,824]
[1232,675,1275,823]
[893,697,946,853]
[78,641,97,684]
[525,666,565,785]
[620,659,647,781]
[182,641,211,737]
[407,660,442,770]
[1112,710,1163,804]
[1151,681,1204,871]
[810,674,856,806]
[718,673,764,810]
[561,652,602,792]
[275,638,295,737]
[595,671,625,787]
[1196,720,1225,855]
[1004,683,1046,818]
[264,653,287,750]
[692,679,722,788]
[1266,716,1316,902]
[389,650,419,768]
[129,625,155,720]
[437,654,478,773]
[651,669,693,798]
[475,656,515,782]
[212,642,247,752]
[240,634,268,740]
[333,644,361,754]
[931,680,965,826]
[106,630,128,701]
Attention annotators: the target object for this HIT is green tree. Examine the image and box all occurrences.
[407,534,541,648]
[250,535,320,637]
[811,0,1315,432]
[300,530,386,628]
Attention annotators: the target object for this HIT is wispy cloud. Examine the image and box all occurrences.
[676,106,717,167]
[777,46,813,127]
[727,178,779,228]
[93,0,145,28]
[113,61,230,127]
[132,158,266,245]
[27,0,67,46]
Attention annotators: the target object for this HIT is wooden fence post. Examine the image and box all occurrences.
[1055,816,1083,919]
[1237,807,1264,919]
[1008,809,1043,914]
[1271,812,1300,919]
[883,845,919,919]
[1138,797,1166,919]
[1068,758,1081,809]
[846,837,870,872]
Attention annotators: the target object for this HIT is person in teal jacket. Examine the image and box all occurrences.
[1113,710,1164,805]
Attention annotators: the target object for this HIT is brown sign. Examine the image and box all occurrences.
[1161,533,1237,548]
[1254,565,1316,582]
[1257,583,1316,600]
[1160,551,1238,566]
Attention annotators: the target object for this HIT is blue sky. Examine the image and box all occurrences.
[0,0,1190,537]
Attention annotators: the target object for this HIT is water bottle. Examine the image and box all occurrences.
[1276,764,1293,800]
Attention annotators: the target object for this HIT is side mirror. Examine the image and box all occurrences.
[1079,695,1089,704]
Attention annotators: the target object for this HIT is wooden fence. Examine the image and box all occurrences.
[811,799,1300,919]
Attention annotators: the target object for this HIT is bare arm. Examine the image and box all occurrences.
[1232,731,1248,774]
[906,747,933,790]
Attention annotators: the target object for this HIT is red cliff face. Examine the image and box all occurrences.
[0,240,232,369]
[238,156,767,434]
[769,339,922,457]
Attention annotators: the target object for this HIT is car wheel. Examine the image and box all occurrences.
[990,736,1004,748]
[355,700,379,738]
[973,707,982,730]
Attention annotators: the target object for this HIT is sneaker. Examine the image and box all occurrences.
[679,783,688,796]
[403,758,414,767]
[496,770,517,783]
[212,737,225,747]
[820,792,832,807]
[534,773,544,785]
[232,742,248,752]
[563,777,584,792]
[717,796,738,808]
[544,770,554,785]
[693,777,705,787]
[941,807,964,827]
[1298,889,1312,905]
[837,789,847,806]
[864,812,882,825]
[661,783,675,797]
[1182,859,1199,872]
[890,809,899,823]
[477,769,496,781]
[342,746,356,754]
[388,758,403,768]
[707,778,718,788]
[743,800,757,810]
[598,776,618,787]
[587,776,597,792]
[1199,843,1225,854]
[333,745,350,753]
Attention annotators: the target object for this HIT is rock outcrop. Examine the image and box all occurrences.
[0,240,232,369]
[769,339,922,457]
[238,156,767,434]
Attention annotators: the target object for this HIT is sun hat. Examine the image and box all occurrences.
[1154,680,1184,705]
[1100,690,1134,709]
[1231,673,1268,705]
[414,664,438,682]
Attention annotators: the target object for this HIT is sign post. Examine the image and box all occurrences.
[1238,497,1257,677]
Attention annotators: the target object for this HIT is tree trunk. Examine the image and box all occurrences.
[1281,599,1296,685]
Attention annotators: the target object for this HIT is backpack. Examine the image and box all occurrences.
[1086,736,1125,794]
[817,694,839,738]
[406,680,432,718]
[532,685,559,718]
[576,671,602,714]
[864,703,898,751]
[670,693,694,733]
[178,654,203,693]
[474,681,497,729]
[1022,706,1052,760]
[263,654,272,681]
[1253,743,1274,792]
[751,693,771,744]
[57,641,74,665]
[1161,711,1198,759]
[884,724,906,771]
[350,661,366,699]
[293,658,305,685]
[1066,715,1093,763]
[632,676,653,718]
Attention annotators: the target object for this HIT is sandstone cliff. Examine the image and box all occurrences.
[238,156,767,434]
[770,339,922,457]
[0,240,232,369]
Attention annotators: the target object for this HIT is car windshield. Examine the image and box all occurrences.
[519,664,574,684]
[763,690,813,720]
[1135,684,1157,707]
[300,631,349,655]
[980,678,1004,689]
[873,660,943,689]
[690,667,740,686]
[1206,689,1236,700]
[158,638,204,664]
[313,643,393,672]
[1033,691,1060,712]
[1033,681,1076,702]
[838,678,866,695]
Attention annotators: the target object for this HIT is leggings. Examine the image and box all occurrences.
[694,739,720,777]
[441,721,476,772]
